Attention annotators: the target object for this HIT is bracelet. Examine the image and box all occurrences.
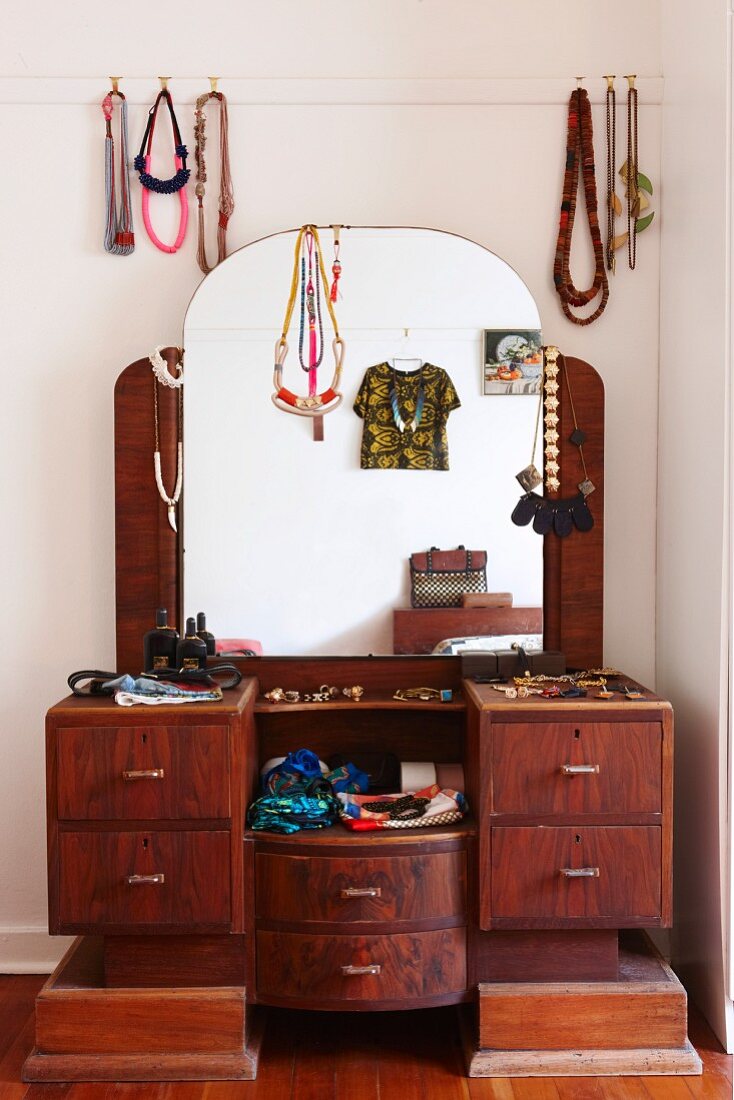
[393,687,453,703]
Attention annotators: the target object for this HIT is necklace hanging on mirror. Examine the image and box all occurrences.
[330,224,342,301]
[150,345,184,388]
[626,74,639,270]
[297,229,325,395]
[390,367,425,433]
[512,347,595,538]
[134,83,190,254]
[152,358,183,532]
[194,81,234,274]
[101,81,135,255]
[553,84,609,325]
[272,224,345,426]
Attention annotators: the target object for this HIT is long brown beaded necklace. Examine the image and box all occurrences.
[626,75,639,270]
[604,75,618,273]
[553,85,609,326]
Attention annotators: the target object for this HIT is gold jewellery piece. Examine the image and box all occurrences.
[263,684,362,704]
[513,667,621,688]
[263,687,301,704]
[492,684,543,700]
[393,687,453,703]
[342,685,364,701]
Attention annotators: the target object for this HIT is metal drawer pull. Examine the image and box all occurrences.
[122,769,165,780]
[126,873,165,886]
[561,764,599,775]
[341,964,381,976]
[340,886,381,898]
[560,867,599,878]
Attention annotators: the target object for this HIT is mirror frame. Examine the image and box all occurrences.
[113,228,604,672]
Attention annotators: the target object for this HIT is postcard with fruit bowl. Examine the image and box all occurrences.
[483,329,543,395]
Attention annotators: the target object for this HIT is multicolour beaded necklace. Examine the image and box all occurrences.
[134,85,190,253]
[553,87,609,326]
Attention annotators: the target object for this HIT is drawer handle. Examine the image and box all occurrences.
[123,769,165,780]
[560,867,599,878]
[341,964,381,976]
[561,764,599,775]
[126,873,165,886]
[340,886,381,899]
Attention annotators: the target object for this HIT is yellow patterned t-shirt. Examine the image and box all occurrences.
[353,363,461,470]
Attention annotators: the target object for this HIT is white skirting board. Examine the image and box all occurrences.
[0,930,74,974]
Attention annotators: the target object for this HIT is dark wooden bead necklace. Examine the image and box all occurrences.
[553,87,609,326]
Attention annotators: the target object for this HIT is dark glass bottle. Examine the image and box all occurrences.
[196,611,216,656]
[175,617,208,670]
[143,609,178,671]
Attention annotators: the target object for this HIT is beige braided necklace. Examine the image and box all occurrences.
[194,83,235,274]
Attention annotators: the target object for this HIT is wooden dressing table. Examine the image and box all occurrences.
[22,341,700,1081]
[24,662,700,1081]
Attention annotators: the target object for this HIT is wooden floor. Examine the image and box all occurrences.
[0,975,731,1099]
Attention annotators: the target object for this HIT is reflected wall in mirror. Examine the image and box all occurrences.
[184,227,543,656]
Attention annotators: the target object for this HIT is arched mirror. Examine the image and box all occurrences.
[183,226,543,655]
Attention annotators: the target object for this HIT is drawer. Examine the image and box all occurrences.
[56,725,230,820]
[490,826,661,924]
[256,927,466,1005]
[491,722,662,814]
[58,830,231,929]
[255,850,466,926]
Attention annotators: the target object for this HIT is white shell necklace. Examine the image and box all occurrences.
[151,347,183,532]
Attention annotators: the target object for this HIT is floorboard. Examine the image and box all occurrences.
[0,976,730,1099]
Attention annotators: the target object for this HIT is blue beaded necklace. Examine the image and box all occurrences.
[134,90,190,195]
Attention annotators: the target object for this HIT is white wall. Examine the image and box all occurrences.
[659,0,734,1052]
[0,1,663,969]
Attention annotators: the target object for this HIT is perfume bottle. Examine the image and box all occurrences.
[175,617,208,670]
[196,611,216,656]
[143,609,179,671]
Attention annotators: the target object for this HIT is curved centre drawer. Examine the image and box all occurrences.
[256,928,466,1008]
[255,849,466,927]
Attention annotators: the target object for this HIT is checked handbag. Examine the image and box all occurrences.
[409,545,488,609]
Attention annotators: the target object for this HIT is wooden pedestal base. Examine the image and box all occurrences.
[22,937,263,1083]
[464,932,702,1077]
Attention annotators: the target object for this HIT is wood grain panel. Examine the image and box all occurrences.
[115,350,181,673]
[542,356,604,669]
[58,831,231,930]
[35,987,245,1055]
[491,722,662,815]
[255,850,466,925]
[477,937,687,1051]
[256,928,466,1005]
[490,826,661,926]
[56,725,230,820]
[393,606,543,655]
[471,928,619,983]
[103,935,246,987]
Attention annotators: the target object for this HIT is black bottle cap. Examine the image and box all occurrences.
[155,608,168,628]
[185,616,197,638]
[196,612,207,631]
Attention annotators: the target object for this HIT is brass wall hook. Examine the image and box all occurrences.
[603,74,616,92]
[625,74,637,90]
[109,76,121,95]
[158,76,171,91]
[209,76,219,93]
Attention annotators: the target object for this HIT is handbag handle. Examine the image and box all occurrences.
[426,546,472,574]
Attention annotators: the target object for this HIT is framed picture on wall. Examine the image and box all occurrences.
[483,329,543,395]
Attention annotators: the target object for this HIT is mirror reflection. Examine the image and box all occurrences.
[183,227,543,655]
